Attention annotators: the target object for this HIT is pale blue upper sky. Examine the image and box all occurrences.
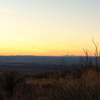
[1,0,99,33]
[0,0,100,55]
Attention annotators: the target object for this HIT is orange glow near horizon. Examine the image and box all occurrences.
[0,50,84,56]
[0,46,97,56]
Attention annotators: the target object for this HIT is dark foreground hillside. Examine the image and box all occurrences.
[0,67,100,100]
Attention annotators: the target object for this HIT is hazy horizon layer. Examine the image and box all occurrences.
[0,56,99,73]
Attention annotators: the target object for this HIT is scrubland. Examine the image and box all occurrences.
[0,66,100,100]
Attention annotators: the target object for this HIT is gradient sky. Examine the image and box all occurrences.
[0,0,100,56]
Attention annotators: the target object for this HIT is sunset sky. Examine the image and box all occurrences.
[0,0,100,56]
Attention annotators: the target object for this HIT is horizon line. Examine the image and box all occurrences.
[0,55,98,57]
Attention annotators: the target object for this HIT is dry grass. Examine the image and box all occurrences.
[0,68,100,100]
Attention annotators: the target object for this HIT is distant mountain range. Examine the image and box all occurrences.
[0,56,98,63]
[0,56,99,73]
